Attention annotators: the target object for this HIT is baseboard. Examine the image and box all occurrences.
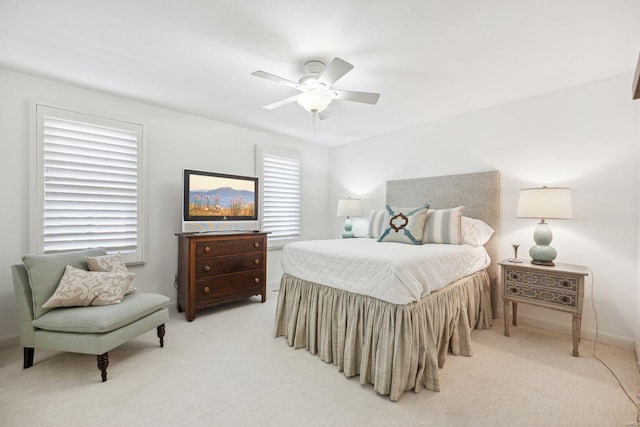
[0,335,19,349]
[497,310,634,350]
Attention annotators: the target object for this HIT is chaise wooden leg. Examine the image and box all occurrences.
[157,324,165,348]
[97,352,109,382]
[23,347,34,369]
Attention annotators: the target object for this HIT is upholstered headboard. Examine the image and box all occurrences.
[386,170,501,316]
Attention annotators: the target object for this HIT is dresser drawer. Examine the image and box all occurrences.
[195,237,264,258]
[196,253,263,277]
[196,271,264,302]
[504,283,577,310]
[504,268,577,292]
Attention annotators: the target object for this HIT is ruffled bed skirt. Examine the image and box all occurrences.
[274,270,492,401]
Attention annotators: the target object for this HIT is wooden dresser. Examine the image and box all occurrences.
[176,231,268,321]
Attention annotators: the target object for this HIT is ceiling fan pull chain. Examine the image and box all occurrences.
[312,113,316,139]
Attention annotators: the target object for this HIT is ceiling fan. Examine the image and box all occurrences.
[251,57,380,119]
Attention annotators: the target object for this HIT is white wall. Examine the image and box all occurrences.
[0,68,329,342]
[2,67,636,348]
[637,101,640,352]
[329,73,639,346]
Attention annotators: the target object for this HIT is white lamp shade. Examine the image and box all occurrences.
[336,198,362,217]
[516,187,572,219]
[297,90,334,113]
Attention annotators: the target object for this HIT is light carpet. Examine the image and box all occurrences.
[0,290,636,426]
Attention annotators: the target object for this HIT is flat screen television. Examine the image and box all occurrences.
[182,169,258,231]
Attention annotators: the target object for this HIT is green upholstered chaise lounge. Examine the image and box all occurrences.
[12,248,169,382]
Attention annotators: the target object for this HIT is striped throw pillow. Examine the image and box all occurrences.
[368,209,387,238]
[422,206,465,244]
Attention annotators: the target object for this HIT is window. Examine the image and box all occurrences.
[256,146,301,248]
[32,105,144,263]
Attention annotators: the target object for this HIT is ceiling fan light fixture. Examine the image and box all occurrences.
[296,90,335,114]
[252,57,380,115]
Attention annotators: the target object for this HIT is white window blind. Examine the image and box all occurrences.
[33,105,144,263]
[257,146,301,247]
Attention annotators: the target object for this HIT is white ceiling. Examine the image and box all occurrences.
[1,0,639,147]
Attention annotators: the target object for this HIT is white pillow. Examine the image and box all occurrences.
[86,253,128,273]
[42,265,134,308]
[86,253,137,294]
[461,216,494,246]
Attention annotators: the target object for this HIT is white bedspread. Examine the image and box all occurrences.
[281,238,490,305]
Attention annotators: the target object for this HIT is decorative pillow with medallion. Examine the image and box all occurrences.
[377,204,429,245]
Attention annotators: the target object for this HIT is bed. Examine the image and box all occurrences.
[274,171,500,401]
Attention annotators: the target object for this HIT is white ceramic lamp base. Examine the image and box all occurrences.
[342,217,354,239]
[529,221,557,266]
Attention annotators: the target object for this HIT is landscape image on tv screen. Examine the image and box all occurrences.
[186,172,256,220]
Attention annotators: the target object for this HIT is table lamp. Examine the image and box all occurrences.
[516,187,572,266]
[336,198,362,239]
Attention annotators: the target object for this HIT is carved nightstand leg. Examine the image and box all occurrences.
[512,302,518,326]
[503,300,510,337]
[577,316,582,342]
[572,314,581,357]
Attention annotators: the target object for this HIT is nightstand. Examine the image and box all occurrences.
[499,260,589,356]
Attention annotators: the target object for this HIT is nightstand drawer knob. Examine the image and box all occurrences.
[511,274,519,280]
[561,296,569,303]
[203,265,210,272]
[254,277,260,283]
[204,286,210,293]
[254,259,260,265]
[204,246,211,253]
[254,242,260,248]
[510,287,518,294]
[561,281,569,287]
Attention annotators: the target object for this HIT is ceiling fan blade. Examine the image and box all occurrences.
[318,57,354,86]
[334,90,380,105]
[251,71,301,90]
[318,108,330,120]
[261,95,299,110]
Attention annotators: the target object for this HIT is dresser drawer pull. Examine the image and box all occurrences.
[254,259,260,265]
[204,246,211,253]
[510,273,519,280]
[510,287,518,294]
[203,286,210,293]
[561,281,569,287]
[254,242,260,248]
[561,296,569,303]
[203,265,210,272]
[254,277,260,283]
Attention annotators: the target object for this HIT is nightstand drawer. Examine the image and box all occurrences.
[504,268,577,292]
[504,283,577,309]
